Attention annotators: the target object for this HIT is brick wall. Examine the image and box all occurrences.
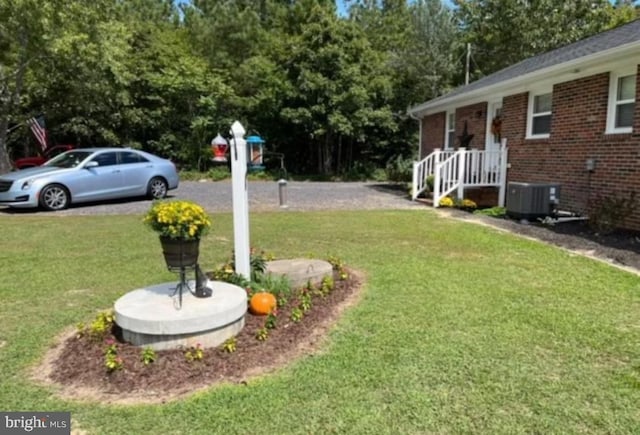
[504,68,640,230]
[420,112,445,158]
[420,102,489,158]
[455,102,488,150]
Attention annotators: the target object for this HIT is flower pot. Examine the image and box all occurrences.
[159,236,200,269]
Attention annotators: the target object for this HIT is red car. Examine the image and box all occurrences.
[13,144,75,169]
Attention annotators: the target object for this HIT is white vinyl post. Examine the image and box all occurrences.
[412,160,419,200]
[457,148,466,200]
[498,138,508,207]
[230,121,251,279]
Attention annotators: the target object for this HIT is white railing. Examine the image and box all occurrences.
[411,149,455,200]
[412,139,508,207]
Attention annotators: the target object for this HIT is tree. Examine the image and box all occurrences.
[0,0,66,172]
[348,0,458,160]
[277,0,396,174]
[454,0,638,81]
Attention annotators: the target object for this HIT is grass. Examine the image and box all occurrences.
[1,210,640,434]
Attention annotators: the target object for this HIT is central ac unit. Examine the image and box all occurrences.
[506,182,560,220]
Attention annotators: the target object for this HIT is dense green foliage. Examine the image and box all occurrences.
[0,0,636,173]
[453,0,638,82]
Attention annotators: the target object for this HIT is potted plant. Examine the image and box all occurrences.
[143,200,212,269]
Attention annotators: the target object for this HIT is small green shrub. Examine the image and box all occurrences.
[589,192,637,234]
[320,275,334,296]
[222,337,237,353]
[328,255,349,280]
[207,166,231,181]
[299,288,312,313]
[290,307,303,322]
[265,310,278,329]
[140,347,156,366]
[426,175,435,192]
[83,310,115,341]
[211,248,277,285]
[104,339,123,372]
[343,161,379,181]
[179,170,209,181]
[247,170,273,181]
[255,327,269,341]
[473,206,507,217]
[184,344,204,362]
[385,155,413,183]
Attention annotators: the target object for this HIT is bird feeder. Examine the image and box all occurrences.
[246,135,265,171]
[211,133,229,162]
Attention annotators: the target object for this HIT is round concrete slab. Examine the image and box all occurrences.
[265,258,333,288]
[114,280,247,350]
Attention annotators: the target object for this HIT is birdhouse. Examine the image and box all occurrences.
[211,134,228,162]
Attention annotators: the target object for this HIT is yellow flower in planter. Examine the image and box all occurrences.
[144,200,211,240]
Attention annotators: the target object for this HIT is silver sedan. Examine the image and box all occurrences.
[0,148,179,211]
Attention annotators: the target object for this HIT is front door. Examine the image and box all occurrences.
[485,101,502,173]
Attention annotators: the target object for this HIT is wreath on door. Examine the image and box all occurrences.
[491,116,502,139]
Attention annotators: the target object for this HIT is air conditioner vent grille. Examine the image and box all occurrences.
[506,182,560,219]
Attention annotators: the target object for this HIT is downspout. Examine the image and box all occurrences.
[408,110,422,201]
[409,110,422,160]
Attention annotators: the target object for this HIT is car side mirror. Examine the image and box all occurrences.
[84,161,99,169]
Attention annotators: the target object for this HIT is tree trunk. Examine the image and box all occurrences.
[0,33,30,173]
[323,133,332,174]
[336,134,342,174]
[316,138,323,174]
[0,116,12,174]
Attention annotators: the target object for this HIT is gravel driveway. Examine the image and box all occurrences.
[0,181,424,216]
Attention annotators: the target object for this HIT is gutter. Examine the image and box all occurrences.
[407,40,640,118]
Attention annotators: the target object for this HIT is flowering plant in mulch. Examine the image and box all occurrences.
[439,196,454,207]
[457,198,477,211]
[143,200,211,240]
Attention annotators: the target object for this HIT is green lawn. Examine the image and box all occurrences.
[1,210,639,434]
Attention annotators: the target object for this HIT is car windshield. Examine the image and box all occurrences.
[45,151,93,168]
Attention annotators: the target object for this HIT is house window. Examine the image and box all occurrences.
[527,91,552,138]
[445,111,455,149]
[608,71,636,133]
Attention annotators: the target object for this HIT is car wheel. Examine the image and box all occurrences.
[147,177,168,199]
[39,184,70,211]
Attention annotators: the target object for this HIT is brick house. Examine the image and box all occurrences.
[408,19,640,230]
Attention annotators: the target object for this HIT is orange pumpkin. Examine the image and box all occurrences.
[249,292,277,315]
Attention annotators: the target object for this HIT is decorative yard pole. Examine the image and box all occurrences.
[230,121,251,279]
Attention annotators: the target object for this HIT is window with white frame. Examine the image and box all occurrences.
[607,71,636,133]
[445,111,455,149]
[527,91,552,138]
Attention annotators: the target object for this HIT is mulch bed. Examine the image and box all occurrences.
[505,218,640,270]
[47,269,362,403]
[443,208,640,272]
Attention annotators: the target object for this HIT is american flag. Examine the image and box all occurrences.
[27,116,48,152]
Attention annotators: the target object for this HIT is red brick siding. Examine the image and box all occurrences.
[455,102,488,150]
[421,101,489,157]
[504,69,640,230]
[421,112,445,158]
